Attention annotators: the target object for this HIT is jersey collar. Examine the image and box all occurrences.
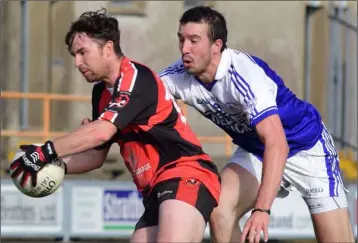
[214,48,231,81]
[101,56,131,95]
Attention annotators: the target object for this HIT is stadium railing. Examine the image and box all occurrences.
[0,90,233,153]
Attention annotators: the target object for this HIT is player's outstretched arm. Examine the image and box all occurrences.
[241,114,289,243]
[62,146,110,174]
[51,119,117,158]
[254,114,289,210]
[61,117,111,174]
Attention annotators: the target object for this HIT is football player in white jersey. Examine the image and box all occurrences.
[159,6,355,243]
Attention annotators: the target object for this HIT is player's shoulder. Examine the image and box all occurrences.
[228,48,258,69]
[226,48,265,79]
[158,58,186,79]
[120,58,159,89]
[124,58,156,78]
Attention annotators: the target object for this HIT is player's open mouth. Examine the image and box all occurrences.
[183,60,193,65]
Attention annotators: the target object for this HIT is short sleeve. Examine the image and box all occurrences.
[158,62,184,100]
[90,82,115,150]
[98,64,157,130]
[231,57,278,127]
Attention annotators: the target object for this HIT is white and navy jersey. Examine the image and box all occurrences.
[159,48,323,160]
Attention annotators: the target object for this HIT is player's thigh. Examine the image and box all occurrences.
[132,190,160,243]
[283,126,348,200]
[131,226,157,243]
[283,126,354,241]
[156,178,217,242]
[221,147,261,215]
[209,160,260,243]
[304,186,354,242]
[158,200,206,242]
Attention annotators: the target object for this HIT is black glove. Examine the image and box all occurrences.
[10,141,58,187]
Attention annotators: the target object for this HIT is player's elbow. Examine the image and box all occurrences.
[266,136,289,156]
[93,131,112,146]
[92,120,117,145]
[93,158,105,170]
[281,142,289,156]
[277,139,289,157]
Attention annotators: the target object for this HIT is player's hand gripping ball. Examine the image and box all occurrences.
[9,142,66,198]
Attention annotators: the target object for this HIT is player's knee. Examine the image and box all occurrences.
[210,204,236,225]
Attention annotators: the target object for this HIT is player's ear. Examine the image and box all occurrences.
[212,39,223,54]
[104,40,114,57]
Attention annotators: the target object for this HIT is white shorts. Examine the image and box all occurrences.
[228,125,348,214]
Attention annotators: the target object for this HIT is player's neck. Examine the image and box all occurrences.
[196,53,221,84]
[103,55,124,87]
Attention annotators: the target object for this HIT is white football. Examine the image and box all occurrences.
[10,144,66,198]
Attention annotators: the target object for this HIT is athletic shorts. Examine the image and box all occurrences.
[228,124,349,214]
[134,177,218,231]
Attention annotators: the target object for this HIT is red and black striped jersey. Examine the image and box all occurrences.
[92,57,219,200]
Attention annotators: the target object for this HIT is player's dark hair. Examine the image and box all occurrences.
[180,6,227,52]
[65,8,123,56]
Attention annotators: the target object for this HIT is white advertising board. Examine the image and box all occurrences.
[1,182,64,238]
[69,182,143,238]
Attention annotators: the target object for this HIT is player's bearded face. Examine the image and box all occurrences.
[70,33,106,83]
[178,23,212,75]
[79,50,106,83]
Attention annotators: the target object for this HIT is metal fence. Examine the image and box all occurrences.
[327,3,357,154]
[304,1,357,164]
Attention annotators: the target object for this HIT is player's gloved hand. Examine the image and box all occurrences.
[10,141,58,187]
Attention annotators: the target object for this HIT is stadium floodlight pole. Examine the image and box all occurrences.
[20,0,29,130]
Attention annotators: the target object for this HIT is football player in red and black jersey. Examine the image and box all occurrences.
[10,8,221,243]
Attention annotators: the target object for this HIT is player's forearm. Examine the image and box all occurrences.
[52,120,116,158]
[255,143,288,210]
[63,148,109,174]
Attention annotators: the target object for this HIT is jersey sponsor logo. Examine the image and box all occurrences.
[227,98,257,114]
[124,150,152,177]
[133,163,152,176]
[196,97,219,105]
[204,102,253,134]
[226,102,246,114]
